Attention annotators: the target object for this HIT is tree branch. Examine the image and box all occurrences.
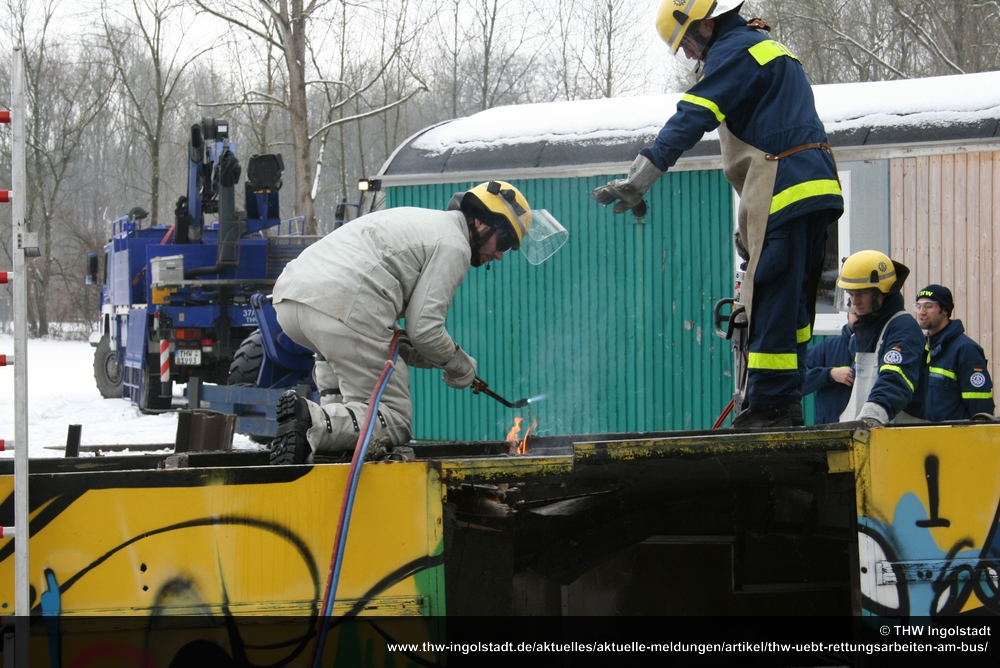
[309,86,426,141]
[190,0,284,49]
[891,3,966,74]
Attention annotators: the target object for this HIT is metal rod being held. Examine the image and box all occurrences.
[471,377,529,408]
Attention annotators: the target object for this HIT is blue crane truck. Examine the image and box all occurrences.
[89,118,313,410]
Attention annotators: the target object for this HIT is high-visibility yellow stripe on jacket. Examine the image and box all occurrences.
[963,391,993,400]
[770,180,843,215]
[748,352,798,370]
[681,94,726,124]
[880,364,915,391]
[748,40,799,66]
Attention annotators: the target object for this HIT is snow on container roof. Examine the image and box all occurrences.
[380,71,1000,184]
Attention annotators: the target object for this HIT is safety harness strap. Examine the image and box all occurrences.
[344,407,361,432]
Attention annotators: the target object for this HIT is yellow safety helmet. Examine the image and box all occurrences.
[837,251,897,295]
[461,181,532,250]
[835,250,910,314]
[656,0,744,54]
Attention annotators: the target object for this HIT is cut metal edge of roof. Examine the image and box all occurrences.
[380,121,1000,185]
[379,71,1000,182]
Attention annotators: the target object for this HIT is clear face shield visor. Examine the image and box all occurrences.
[673,21,712,73]
[834,286,854,313]
[519,209,569,265]
[835,287,881,314]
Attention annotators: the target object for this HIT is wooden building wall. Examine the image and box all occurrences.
[891,150,1000,413]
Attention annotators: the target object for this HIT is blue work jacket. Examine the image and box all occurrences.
[849,293,927,420]
[926,319,995,420]
[804,323,853,424]
[640,13,843,226]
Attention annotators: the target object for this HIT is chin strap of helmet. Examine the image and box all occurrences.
[872,289,887,315]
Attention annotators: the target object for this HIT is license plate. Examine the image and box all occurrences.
[174,349,202,365]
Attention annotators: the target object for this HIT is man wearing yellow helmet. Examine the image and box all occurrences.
[267,181,532,464]
[835,251,927,425]
[592,0,843,428]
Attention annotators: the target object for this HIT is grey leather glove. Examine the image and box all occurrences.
[858,402,889,428]
[442,346,477,389]
[398,338,434,369]
[591,154,664,214]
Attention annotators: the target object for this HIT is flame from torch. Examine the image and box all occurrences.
[506,416,537,455]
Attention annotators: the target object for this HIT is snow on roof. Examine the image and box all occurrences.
[410,94,683,155]
[385,71,1000,179]
[814,71,1000,134]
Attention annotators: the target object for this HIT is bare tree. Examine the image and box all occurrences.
[753,0,1000,83]
[549,0,587,100]
[308,0,427,213]
[223,29,286,157]
[886,0,1000,74]
[537,0,661,100]
[101,0,210,226]
[581,0,652,98]
[190,0,320,232]
[190,0,429,233]
[463,0,542,111]
[5,0,114,335]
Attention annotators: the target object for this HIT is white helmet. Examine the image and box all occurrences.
[656,0,745,55]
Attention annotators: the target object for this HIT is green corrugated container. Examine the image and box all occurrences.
[386,171,735,442]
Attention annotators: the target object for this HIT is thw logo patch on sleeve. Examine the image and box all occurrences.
[883,349,903,365]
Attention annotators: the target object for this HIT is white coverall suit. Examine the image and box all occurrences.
[272,207,472,453]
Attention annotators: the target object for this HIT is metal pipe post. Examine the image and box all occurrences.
[11,46,30,622]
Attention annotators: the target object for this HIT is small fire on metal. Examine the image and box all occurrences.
[506,417,537,455]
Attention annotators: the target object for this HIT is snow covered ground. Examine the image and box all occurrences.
[0,334,257,458]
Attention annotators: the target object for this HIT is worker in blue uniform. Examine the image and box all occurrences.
[835,251,927,425]
[915,284,994,421]
[591,0,843,429]
[803,313,856,424]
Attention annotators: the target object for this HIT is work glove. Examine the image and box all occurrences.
[397,337,434,369]
[858,402,889,428]
[442,346,477,389]
[591,155,664,214]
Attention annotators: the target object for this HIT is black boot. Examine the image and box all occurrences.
[731,402,804,429]
[269,390,313,464]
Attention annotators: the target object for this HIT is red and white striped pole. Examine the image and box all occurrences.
[0,439,11,451]
[160,339,170,385]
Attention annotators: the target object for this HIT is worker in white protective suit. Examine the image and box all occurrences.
[268,181,541,464]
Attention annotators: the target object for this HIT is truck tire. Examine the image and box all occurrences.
[228,330,263,385]
[228,330,272,444]
[140,357,173,411]
[94,334,124,398]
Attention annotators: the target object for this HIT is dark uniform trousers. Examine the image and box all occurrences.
[747,209,837,410]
